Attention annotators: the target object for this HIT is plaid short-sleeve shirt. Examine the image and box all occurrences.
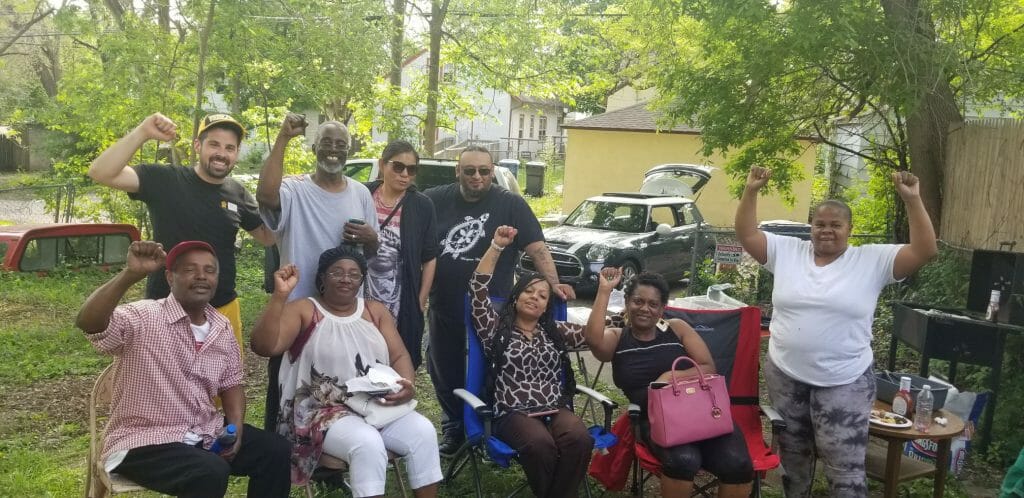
[87,296,242,463]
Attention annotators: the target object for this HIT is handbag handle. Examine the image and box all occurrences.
[668,356,710,394]
[666,356,724,418]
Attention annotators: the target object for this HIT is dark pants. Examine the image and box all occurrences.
[426,309,466,434]
[638,418,753,484]
[264,355,282,430]
[494,409,594,498]
[113,423,291,498]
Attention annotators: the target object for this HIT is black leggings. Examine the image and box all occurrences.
[639,418,753,484]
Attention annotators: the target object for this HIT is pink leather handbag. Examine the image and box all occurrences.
[647,356,733,447]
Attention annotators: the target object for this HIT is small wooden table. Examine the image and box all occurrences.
[866,401,964,498]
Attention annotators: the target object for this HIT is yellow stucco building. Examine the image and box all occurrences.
[561,102,819,226]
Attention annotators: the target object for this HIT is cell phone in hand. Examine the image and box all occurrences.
[365,389,392,397]
[348,218,365,225]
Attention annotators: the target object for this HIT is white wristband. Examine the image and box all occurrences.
[490,241,505,252]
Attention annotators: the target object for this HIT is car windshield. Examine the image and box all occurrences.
[564,200,649,233]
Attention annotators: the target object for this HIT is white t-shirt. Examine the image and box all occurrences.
[764,232,902,386]
[260,175,378,301]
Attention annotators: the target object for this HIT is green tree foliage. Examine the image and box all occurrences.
[619,0,1024,234]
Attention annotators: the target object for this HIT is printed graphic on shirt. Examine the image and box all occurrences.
[441,213,490,261]
[367,224,402,316]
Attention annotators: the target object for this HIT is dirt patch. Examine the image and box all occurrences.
[0,373,94,439]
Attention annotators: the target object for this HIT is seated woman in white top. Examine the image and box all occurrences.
[251,246,441,498]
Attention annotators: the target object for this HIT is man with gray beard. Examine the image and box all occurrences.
[257,113,378,428]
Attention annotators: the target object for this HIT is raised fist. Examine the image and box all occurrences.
[273,264,300,297]
[492,225,517,249]
[126,241,166,276]
[136,113,177,142]
[745,166,772,192]
[892,171,921,200]
[278,113,308,140]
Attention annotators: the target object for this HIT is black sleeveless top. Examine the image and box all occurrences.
[612,325,687,407]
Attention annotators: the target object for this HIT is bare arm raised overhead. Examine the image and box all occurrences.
[88,114,178,193]
[256,113,307,210]
[734,166,772,265]
[892,172,938,280]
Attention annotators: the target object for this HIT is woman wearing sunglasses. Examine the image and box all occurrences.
[364,140,439,370]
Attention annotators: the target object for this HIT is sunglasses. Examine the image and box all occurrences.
[387,160,419,175]
[461,167,492,177]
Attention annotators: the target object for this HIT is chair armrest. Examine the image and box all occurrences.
[627,403,641,418]
[454,388,493,418]
[760,403,786,433]
[575,385,617,409]
[575,385,618,429]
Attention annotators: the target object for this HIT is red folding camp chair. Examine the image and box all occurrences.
[604,305,784,497]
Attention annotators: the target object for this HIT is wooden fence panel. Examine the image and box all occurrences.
[943,118,1024,251]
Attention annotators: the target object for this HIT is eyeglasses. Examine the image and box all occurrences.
[317,139,350,151]
[387,160,419,176]
[325,270,363,282]
[461,167,492,177]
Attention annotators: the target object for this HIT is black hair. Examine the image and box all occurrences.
[496,272,562,347]
[813,199,853,226]
[624,271,670,305]
[487,271,575,406]
[314,245,367,296]
[381,140,419,164]
[459,145,494,164]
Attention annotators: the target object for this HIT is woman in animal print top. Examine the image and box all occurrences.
[469,224,594,498]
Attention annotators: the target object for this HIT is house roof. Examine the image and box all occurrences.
[512,95,564,109]
[562,102,701,134]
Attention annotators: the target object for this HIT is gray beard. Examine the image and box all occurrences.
[318,160,345,174]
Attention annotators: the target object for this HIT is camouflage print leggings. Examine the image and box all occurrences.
[764,356,876,498]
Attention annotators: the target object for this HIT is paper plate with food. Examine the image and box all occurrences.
[869,409,912,428]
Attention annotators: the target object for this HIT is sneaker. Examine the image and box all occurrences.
[438,429,464,456]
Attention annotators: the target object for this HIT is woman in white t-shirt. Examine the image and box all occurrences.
[735,167,937,498]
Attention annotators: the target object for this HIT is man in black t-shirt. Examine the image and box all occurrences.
[423,146,574,454]
[88,113,275,350]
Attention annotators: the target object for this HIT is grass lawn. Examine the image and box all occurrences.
[0,167,1005,497]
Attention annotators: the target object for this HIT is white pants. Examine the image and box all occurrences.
[322,411,442,497]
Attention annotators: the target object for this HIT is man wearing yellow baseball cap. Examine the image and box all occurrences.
[88,113,275,353]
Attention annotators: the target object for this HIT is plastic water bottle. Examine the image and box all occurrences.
[913,385,934,433]
[209,424,237,454]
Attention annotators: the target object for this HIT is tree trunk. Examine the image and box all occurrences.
[880,0,963,238]
[422,0,449,156]
[157,0,170,32]
[190,0,218,163]
[33,41,60,98]
[385,0,405,140]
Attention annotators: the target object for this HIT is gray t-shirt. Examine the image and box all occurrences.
[260,175,378,301]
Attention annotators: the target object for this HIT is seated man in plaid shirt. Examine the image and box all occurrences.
[76,240,291,498]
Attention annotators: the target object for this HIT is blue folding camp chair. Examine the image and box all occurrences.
[444,295,619,497]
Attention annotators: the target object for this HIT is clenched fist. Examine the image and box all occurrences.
[135,113,177,143]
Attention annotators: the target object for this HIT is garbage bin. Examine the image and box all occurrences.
[497,158,520,178]
[525,161,546,196]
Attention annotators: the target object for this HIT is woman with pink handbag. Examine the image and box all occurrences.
[585,269,753,498]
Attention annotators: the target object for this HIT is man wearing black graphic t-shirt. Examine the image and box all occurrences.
[423,146,574,454]
[88,113,275,349]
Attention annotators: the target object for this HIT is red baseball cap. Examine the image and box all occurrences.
[165,240,216,269]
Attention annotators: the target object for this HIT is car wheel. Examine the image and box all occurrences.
[619,260,640,289]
